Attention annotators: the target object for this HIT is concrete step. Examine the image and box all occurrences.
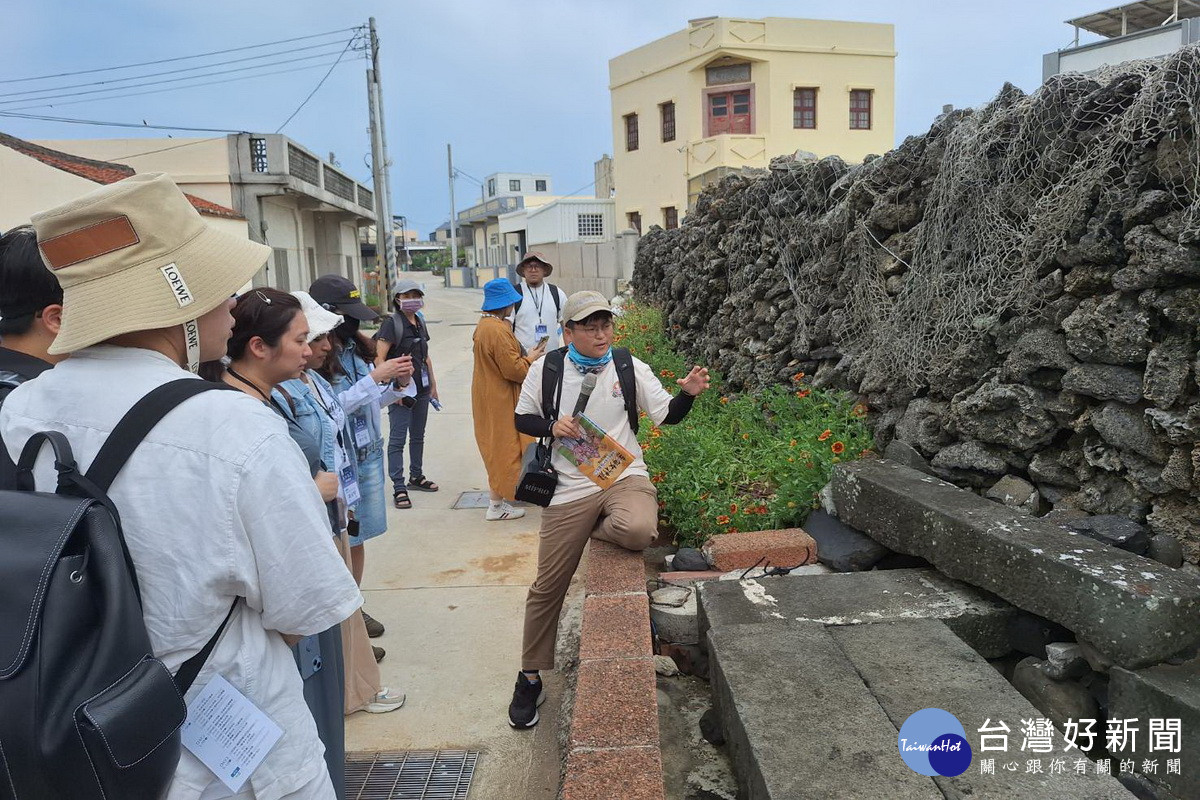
[833,459,1200,669]
[831,620,1130,799]
[708,618,1133,799]
[1110,660,1200,800]
[708,620,942,800]
[697,567,1014,658]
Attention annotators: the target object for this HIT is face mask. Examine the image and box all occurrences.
[399,298,424,313]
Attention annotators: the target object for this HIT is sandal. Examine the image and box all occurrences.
[408,475,439,492]
[393,488,412,509]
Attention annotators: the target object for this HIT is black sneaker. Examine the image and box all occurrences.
[508,673,546,728]
[362,610,385,638]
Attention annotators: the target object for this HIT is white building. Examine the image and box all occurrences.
[1044,0,1200,79]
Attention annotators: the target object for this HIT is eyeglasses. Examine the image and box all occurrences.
[576,321,613,335]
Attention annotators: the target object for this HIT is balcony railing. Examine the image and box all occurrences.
[457,195,524,225]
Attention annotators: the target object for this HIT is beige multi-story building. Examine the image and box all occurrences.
[609,16,896,230]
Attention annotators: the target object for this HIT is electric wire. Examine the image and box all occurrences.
[0,109,243,133]
[275,37,358,133]
[0,39,357,99]
[0,27,364,84]
[0,48,355,107]
[4,61,345,113]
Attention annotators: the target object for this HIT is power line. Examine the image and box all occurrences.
[5,61,346,113]
[275,38,358,133]
[1,27,364,84]
[0,38,357,99]
[0,110,243,133]
[0,47,356,107]
[108,137,227,161]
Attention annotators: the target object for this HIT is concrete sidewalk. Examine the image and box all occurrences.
[345,280,568,800]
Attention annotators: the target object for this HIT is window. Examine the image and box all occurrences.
[578,213,604,237]
[627,211,642,235]
[510,179,521,191]
[850,90,872,130]
[794,88,817,129]
[660,101,676,142]
[706,63,750,86]
[663,206,678,230]
[250,137,268,172]
[271,248,289,291]
[708,89,752,135]
[487,178,496,196]
[624,113,639,151]
[535,179,547,191]
[345,255,354,276]
[490,233,499,245]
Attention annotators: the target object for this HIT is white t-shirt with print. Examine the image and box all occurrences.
[516,353,673,506]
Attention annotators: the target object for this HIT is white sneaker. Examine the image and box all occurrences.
[486,502,526,521]
[365,687,405,713]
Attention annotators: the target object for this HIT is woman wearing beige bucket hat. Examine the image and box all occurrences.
[1,173,363,799]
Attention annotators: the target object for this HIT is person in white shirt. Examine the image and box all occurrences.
[1,173,362,800]
[511,251,568,353]
[507,291,710,729]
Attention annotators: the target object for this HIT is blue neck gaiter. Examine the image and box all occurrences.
[567,343,613,374]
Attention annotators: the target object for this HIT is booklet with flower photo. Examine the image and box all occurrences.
[556,413,634,489]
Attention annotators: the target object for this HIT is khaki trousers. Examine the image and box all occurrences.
[522,475,658,670]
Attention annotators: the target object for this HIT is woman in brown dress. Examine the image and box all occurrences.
[472,278,546,520]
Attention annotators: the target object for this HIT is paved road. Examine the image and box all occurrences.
[344,279,566,800]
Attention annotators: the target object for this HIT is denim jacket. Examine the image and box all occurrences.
[275,372,359,505]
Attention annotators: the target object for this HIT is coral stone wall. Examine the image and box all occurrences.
[634,53,1200,563]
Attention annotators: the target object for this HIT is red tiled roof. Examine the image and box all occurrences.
[0,132,244,221]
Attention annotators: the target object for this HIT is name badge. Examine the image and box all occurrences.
[339,465,361,506]
[535,323,548,338]
[352,415,371,449]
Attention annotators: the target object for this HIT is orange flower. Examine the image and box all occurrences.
[716,514,731,525]
[795,390,810,399]
[651,428,662,438]
[756,505,769,515]
[851,403,868,417]
[719,396,730,404]
[727,527,739,534]
[651,473,665,483]
[831,441,845,454]
[789,439,797,447]
[792,371,806,382]
[730,503,739,515]
[818,429,832,441]
[741,433,750,440]
[657,500,666,509]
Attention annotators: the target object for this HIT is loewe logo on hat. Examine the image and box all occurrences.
[159,263,194,307]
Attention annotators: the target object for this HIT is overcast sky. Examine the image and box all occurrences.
[3,1,1112,235]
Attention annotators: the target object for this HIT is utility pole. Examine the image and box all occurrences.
[366,17,397,295]
[447,143,458,287]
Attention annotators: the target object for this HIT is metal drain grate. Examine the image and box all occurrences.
[345,750,479,799]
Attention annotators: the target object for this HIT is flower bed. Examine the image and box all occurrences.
[615,301,873,548]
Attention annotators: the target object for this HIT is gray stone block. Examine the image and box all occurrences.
[1045,642,1091,680]
[698,567,1013,658]
[985,475,1043,515]
[1110,660,1200,800]
[1012,656,1100,730]
[885,439,935,475]
[833,459,1200,668]
[804,510,891,571]
[708,621,941,800]
[1067,515,1151,555]
[1062,363,1144,404]
[830,620,1129,799]
[1149,534,1185,569]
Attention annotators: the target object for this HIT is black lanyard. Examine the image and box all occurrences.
[527,282,547,317]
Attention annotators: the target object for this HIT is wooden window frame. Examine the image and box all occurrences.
[703,82,755,137]
[663,206,678,230]
[624,113,639,151]
[660,101,676,143]
[627,211,642,235]
[850,89,873,130]
[793,87,817,129]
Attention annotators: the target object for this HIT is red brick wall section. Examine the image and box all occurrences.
[561,540,665,800]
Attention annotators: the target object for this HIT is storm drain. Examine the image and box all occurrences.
[345,750,479,799]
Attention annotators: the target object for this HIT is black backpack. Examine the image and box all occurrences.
[0,379,237,800]
[541,346,639,434]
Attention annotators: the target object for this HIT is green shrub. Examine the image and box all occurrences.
[615,301,873,548]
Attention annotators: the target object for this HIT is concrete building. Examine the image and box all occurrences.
[1043,0,1200,79]
[609,16,896,228]
[37,134,375,292]
[0,132,244,237]
[457,172,559,270]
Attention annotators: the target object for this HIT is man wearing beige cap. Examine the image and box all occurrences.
[511,251,567,353]
[508,290,710,728]
[0,173,362,799]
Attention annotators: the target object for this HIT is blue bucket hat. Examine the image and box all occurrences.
[481,278,523,312]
